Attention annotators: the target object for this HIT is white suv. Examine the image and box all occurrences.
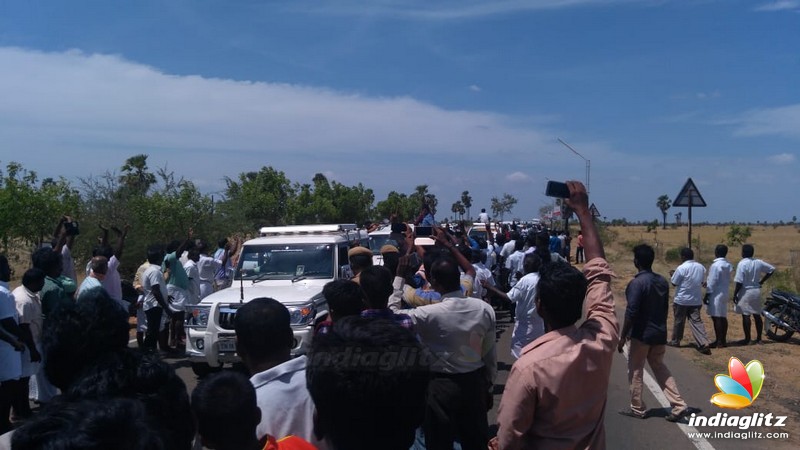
[184,224,367,376]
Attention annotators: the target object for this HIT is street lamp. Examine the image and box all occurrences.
[557,138,590,195]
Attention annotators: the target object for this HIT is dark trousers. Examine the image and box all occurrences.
[144,306,163,350]
[10,377,32,418]
[672,304,710,347]
[576,247,585,263]
[423,369,489,450]
[0,379,14,434]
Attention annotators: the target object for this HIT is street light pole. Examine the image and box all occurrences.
[557,138,590,195]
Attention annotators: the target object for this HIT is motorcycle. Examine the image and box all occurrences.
[762,289,800,342]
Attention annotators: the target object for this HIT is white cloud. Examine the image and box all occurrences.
[294,0,662,20]
[729,104,800,139]
[0,46,555,163]
[767,153,796,164]
[469,84,482,92]
[754,1,800,12]
[506,171,532,182]
[695,91,721,100]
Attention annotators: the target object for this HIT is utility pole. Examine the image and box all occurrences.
[557,138,591,195]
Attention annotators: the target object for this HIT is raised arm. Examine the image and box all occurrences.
[433,227,476,279]
[175,228,194,257]
[112,224,130,259]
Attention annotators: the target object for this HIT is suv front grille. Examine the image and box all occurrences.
[218,305,241,330]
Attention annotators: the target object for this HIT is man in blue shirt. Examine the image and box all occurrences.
[618,244,688,422]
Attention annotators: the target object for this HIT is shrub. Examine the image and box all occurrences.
[665,247,682,263]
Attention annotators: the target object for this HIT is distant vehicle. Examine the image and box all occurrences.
[468,222,499,241]
[184,224,368,376]
[367,225,402,266]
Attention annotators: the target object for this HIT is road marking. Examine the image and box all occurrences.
[622,345,715,450]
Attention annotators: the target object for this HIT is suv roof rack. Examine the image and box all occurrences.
[259,224,358,237]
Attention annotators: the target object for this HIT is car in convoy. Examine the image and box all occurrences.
[184,224,367,376]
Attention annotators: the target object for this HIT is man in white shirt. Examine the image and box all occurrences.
[197,240,224,299]
[11,269,45,421]
[0,256,24,434]
[668,248,711,354]
[234,298,323,448]
[477,209,490,224]
[141,246,173,352]
[483,253,544,359]
[732,244,775,345]
[505,239,525,290]
[183,248,201,307]
[97,224,130,312]
[705,245,733,348]
[471,250,494,301]
[390,231,497,450]
[77,256,108,299]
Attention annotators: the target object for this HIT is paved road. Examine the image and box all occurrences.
[161,306,794,450]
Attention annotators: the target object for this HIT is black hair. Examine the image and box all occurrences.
[514,238,525,252]
[32,247,62,276]
[633,244,655,270]
[496,233,506,246]
[742,244,754,258]
[11,397,166,450]
[192,371,260,450]
[89,256,108,276]
[522,253,542,274]
[234,297,293,361]
[714,244,728,258]
[359,266,393,309]
[22,268,46,290]
[64,349,195,450]
[147,244,164,265]
[306,317,430,450]
[680,247,694,261]
[382,252,399,278]
[421,247,447,279]
[430,255,461,293]
[349,253,373,272]
[322,280,364,318]
[534,231,552,266]
[537,261,587,328]
[218,237,228,249]
[42,288,130,390]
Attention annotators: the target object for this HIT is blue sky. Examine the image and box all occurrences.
[0,0,798,222]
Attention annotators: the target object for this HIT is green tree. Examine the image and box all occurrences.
[119,154,157,195]
[491,193,518,222]
[220,166,294,230]
[726,225,752,246]
[451,201,465,221]
[409,185,437,216]
[375,191,411,221]
[461,191,472,221]
[657,194,672,230]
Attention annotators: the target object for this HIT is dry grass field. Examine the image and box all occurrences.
[599,224,800,437]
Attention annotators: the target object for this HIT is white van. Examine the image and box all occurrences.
[184,224,367,376]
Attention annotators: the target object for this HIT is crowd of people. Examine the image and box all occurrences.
[0,180,785,449]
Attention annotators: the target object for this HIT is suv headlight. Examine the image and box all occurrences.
[185,305,211,328]
[288,303,316,327]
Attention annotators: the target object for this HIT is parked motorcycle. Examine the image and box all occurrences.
[762,289,800,342]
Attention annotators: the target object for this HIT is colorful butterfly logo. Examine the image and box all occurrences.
[710,357,764,409]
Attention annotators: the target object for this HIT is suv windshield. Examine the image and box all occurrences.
[236,244,334,281]
[368,235,399,254]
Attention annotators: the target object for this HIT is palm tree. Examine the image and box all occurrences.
[657,195,672,230]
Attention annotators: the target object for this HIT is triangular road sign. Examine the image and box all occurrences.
[589,203,601,217]
[673,178,707,207]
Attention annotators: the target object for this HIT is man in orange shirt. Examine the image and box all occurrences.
[493,181,619,450]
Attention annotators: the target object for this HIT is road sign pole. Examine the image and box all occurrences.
[688,203,692,249]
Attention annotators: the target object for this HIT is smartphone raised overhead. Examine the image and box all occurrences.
[545,181,571,198]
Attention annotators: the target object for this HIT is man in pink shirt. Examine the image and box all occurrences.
[493,181,619,450]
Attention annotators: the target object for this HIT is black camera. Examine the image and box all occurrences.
[64,221,80,236]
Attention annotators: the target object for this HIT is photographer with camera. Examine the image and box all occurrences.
[53,216,80,285]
